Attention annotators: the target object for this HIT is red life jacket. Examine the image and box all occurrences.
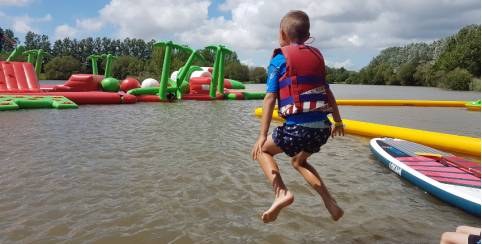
[271,44,333,118]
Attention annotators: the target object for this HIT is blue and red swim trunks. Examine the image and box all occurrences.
[273,121,331,157]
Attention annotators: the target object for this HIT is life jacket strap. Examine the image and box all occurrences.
[279,93,328,107]
[279,75,325,89]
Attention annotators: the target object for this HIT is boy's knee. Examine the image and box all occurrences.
[440,232,452,243]
[290,158,304,169]
[456,226,465,233]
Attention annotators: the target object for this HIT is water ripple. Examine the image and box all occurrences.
[0,86,480,243]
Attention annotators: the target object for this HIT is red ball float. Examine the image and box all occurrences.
[120,78,141,93]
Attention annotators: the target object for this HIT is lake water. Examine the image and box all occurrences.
[0,83,480,243]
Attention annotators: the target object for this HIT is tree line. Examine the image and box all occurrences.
[3,25,479,90]
[0,30,268,83]
[330,25,481,91]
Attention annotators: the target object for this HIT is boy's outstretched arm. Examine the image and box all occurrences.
[326,89,344,138]
[251,92,277,161]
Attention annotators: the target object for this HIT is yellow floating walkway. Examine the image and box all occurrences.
[466,105,481,111]
[254,108,481,156]
[336,100,468,107]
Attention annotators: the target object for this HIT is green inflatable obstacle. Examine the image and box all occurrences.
[243,91,266,100]
[466,99,481,106]
[101,77,120,92]
[22,50,38,64]
[100,54,120,92]
[87,54,103,75]
[228,79,245,89]
[0,95,78,111]
[205,45,232,98]
[7,45,26,61]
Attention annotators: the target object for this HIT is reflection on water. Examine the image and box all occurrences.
[0,84,480,243]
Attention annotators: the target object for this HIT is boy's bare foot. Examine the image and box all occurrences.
[326,198,344,221]
[262,190,294,223]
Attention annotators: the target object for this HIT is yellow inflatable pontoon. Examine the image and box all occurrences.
[335,100,468,107]
[465,100,481,111]
[254,108,481,156]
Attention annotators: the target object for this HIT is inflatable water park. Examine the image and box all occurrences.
[1,41,480,216]
[3,42,480,109]
[0,42,268,108]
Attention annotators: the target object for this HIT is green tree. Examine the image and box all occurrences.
[443,68,473,90]
[250,66,268,83]
[413,63,438,87]
[2,29,20,52]
[45,56,81,80]
[434,25,481,77]
[51,39,63,57]
[194,49,215,67]
[326,74,334,83]
[225,51,239,66]
[102,55,144,80]
[335,67,349,83]
[24,31,41,51]
[344,71,359,84]
[397,61,418,86]
[225,62,249,81]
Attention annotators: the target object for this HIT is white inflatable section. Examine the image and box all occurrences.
[190,71,212,78]
[170,71,179,81]
[169,70,212,82]
[141,78,160,88]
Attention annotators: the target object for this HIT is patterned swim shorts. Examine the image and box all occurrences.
[272,123,331,157]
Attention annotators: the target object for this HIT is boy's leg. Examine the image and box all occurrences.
[257,136,294,223]
[456,226,481,235]
[290,151,344,221]
[440,231,470,244]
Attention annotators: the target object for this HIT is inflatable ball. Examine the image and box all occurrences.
[141,78,160,88]
[101,77,120,92]
[120,78,141,93]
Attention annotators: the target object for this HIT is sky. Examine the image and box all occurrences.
[0,0,480,71]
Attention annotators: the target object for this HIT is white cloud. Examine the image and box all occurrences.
[60,0,480,68]
[12,14,52,34]
[97,0,211,39]
[54,18,104,40]
[54,24,79,40]
[241,59,255,67]
[54,0,211,40]
[331,59,354,69]
[0,0,34,6]
[174,0,479,57]
[76,18,104,32]
[348,35,362,46]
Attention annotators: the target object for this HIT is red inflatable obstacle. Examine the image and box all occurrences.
[182,93,224,100]
[0,61,138,105]
[4,92,137,104]
[135,95,174,102]
[53,74,104,92]
[40,85,55,92]
[0,61,43,93]
[189,77,237,94]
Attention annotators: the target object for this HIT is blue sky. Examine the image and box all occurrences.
[1,0,480,71]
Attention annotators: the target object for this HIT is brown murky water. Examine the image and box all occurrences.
[0,83,480,243]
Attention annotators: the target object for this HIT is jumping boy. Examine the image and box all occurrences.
[251,10,345,223]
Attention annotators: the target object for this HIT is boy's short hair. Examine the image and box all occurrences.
[280,10,310,41]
